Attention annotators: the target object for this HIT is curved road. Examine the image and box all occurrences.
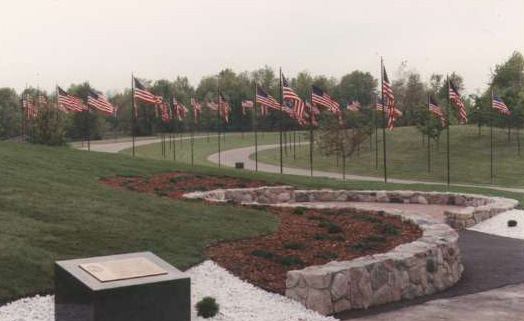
[207,143,524,193]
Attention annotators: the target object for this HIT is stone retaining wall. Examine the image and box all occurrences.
[185,186,519,230]
[183,187,519,315]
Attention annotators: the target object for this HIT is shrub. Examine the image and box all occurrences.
[196,297,219,319]
[307,215,324,221]
[314,251,338,260]
[379,224,399,235]
[314,233,345,241]
[349,234,387,252]
[277,255,303,266]
[154,187,167,197]
[293,207,306,215]
[327,224,343,234]
[250,249,274,259]
[364,234,386,243]
[283,241,306,250]
[169,174,187,184]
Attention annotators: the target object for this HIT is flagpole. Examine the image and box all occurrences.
[254,83,258,171]
[86,84,91,152]
[217,81,221,167]
[427,93,431,173]
[172,98,177,161]
[309,90,314,177]
[381,57,388,183]
[374,95,378,169]
[191,114,195,166]
[446,75,451,186]
[279,68,284,174]
[131,74,136,157]
[490,89,494,183]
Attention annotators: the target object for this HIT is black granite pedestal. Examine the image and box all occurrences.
[55,252,190,321]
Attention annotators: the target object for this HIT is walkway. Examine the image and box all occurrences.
[207,144,524,194]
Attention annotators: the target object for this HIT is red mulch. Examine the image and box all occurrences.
[100,172,422,294]
[206,207,422,294]
[99,171,276,199]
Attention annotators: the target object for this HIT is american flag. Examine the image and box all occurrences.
[22,94,38,119]
[429,96,446,126]
[311,85,340,115]
[191,97,202,120]
[282,75,305,122]
[449,81,467,121]
[492,92,511,115]
[219,93,231,122]
[207,101,218,110]
[347,100,361,112]
[241,99,254,116]
[382,66,396,130]
[377,97,402,118]
[305,100,319,127]
[57,86,87,112]
[173,98,188,120]
[88,90,115,114]
[376,99,385,112]
[255,87,280,110]
[133,78,162,104]
[158,102,170,122]
[38,93,47,105]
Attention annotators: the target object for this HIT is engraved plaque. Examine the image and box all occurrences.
[79,257,167,282]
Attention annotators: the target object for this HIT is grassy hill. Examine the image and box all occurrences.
[0,141,522,304]
[257,125,524,188]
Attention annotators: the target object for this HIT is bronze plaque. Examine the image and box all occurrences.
[79,257,167,282]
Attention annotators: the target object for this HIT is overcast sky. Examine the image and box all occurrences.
[1,0,522,95]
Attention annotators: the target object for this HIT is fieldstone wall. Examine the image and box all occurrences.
[185,187,519,230]
[183,187,519,315]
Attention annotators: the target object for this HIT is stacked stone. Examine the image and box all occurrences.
[285,217,462,315]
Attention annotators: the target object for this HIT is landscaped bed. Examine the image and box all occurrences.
[206,206,422,294]
[100,171,277,198]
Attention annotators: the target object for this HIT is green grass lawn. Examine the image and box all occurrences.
[0,140,522,304]
[256,125,524,188]
[0,142,277,303]
[120,131,283,166]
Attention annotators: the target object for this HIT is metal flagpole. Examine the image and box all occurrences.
[217,81,221,167]
[254,82,258,171]
[191,118,195,166]
[490,89,494,183]
[131,74,136,157]
[309,89,314,177]
[86,84,91,152]
[427,93,431,173]
[173,97,177,161]
[381,57,388,183]
[279,68,284,174]
[374,96,378,169]
[446,76,451,186]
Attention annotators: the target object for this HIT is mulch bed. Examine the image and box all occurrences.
[206,206,422,294]
[100,172,422,294]
[100,171,277,199]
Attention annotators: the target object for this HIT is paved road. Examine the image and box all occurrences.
[207,144,524,194]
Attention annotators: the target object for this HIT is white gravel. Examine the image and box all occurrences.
[469,209,524,240]
[0,261,335,321]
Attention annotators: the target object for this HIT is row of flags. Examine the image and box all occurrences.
[21,73,513,127]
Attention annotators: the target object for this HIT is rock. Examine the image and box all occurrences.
[349,267,373,309]
[332,298,351,313]
[303,270,332,289]
[330,273,349,301]
[306,288,333,315]
[286,271,302,288]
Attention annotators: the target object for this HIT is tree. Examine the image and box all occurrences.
[0,88,22,139]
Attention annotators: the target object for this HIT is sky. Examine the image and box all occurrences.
[1,0,522,95]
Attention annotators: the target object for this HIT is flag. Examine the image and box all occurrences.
[38,93,47,105]
[347,100,361,112]
[449,81,467,121]
[207,101,218,110]
[88,90,115,114]
[191,97,202,120]
[133,78,162,104]
[377,97,402,119]
[255,87,280,110]
[429,96,446,126]
[241,99,254,116]
[376,99,385,112]
[492,92,511,115]
[22,94,38,119]
[282,75,305,122]
[311,85,340,115]
[57,86,87,112]
[158,102,170,122]
[382,66,396,130]
[219,93,231,122]
[173,97,188,120]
